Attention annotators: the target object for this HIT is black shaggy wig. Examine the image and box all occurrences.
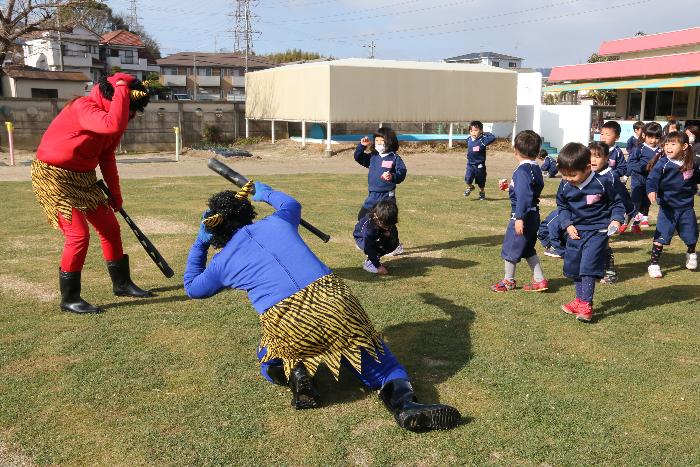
[205,190,257,249]
[98,75,151,112]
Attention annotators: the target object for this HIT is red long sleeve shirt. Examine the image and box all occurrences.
[36,83,130,197]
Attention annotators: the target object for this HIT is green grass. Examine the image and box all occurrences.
[1,173,699,466]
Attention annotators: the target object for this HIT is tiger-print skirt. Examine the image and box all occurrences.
[31,160,107,229]
[259,273,384,380]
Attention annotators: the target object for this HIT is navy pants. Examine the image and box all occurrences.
[501,212,540,263]
[258,340,410,390]
[538,210,566,255]
[358,191,395,220]
[564,229,608,279]
[465,163,487,188]
[631,176,651,216]
[653,206,698,246]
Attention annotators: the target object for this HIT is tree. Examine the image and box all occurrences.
[586,53,616,106]
[138,28,161,60]
[0,0,104,63]
[263,48,326,64]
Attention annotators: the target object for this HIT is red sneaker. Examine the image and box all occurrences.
[576,301,593,323]
[631,224,642,235]
[561,298,580,315]
[523,278,549,292]
[619,223,628,234]
[640,220,650,228]
[490,279,516,292]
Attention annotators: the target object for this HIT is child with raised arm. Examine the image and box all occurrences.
[627,122,663,231]
[490,130,548,293]
[556,143,625,323]
[645,132,700,277]
[464,121,496,200]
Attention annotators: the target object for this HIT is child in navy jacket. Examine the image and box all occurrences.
[464,121,496,200]
[626,121,644,163]
[490,130,548,293]
[354,199,400,275]
[645,132,700,277]
[600,121,628,180]
[537,208,566,258]
[556,143,625,323]
[539,149,558,178]
[627,122,663,231]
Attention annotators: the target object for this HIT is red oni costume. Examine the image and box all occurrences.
[31,73,153,314]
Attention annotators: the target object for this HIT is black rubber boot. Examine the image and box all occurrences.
[59,268,103,314]
[379,379,461,432]
[266,363,288,386]
[107,254,154,298]
[288,363,319,410]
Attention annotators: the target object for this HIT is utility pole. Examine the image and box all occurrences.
[232,0,260,74]
[363,40,376,59]
[193,53,198,100]
[127,0,141,31]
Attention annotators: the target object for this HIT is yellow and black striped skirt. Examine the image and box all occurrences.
[259,274,384,380]
[31,160,107,229]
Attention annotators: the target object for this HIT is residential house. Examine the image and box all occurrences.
[23,25,103,83]
[1,64,89,98]
[100,30,159,81]
[444,52,524,69]
[156,52,275,101]
[546,27,700,121]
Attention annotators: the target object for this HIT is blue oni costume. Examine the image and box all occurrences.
[646,157,700,248]
[354,212,399,270]
[556,172,625,306]
[537,209,567,257]
[627,144,661,218]
[183,182,459,431]
[354,144,407,220]
[540,154,558,178]
[465,132,497,191]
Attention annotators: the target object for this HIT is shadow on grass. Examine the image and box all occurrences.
[315,293,475,413]
[150,284,185,293]
[596,282,700,321]
[101,294,190,310]
[404,234,504,255]
[333,257,477,282]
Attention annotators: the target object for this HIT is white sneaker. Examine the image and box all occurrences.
[686,253,698,270]
[363,259,378,273]
[648,264,663,278]
[387,243,404,256]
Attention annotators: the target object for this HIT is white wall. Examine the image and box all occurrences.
[488,71,542,139]
[540,103,592,149]
[12,79,87,99]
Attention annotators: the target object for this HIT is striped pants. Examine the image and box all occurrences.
[58,205,123,272]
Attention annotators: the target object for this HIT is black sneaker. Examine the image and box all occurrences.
[543,247,562,258]
[600,271,619,284]
[464,186,474,197]
[478,192,486,201]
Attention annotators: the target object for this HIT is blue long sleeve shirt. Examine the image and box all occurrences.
[354,144,407,193]
[466,132,496,166]
[627,144,660,180]
[509,160,544,219]
[541,155,558,177]
[598,166,635,216]
[353,213,396,267]
[646,157,700,210]
[183,190,332,314]
[556,171,626,231]
[608,145,627,178]
[626,136,638,160]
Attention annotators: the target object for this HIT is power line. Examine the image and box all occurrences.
[127,0,141,32]
[232,0,261,72]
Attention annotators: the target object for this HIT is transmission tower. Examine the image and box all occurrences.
[232,0,260,72]
[127,0,141,32]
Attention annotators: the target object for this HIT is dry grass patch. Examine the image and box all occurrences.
[0,274,56,302]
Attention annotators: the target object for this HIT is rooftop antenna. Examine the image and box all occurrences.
[363,40,376,59]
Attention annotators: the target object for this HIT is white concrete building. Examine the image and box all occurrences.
[99,30,159,80]
[443,52,524,69]
[1,65,89,98]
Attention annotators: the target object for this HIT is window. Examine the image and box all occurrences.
[122,50,135,64]
[162,67,179,75]
[627,90,642,119]
[110,48,119,57]
[672,89,689,117]
[492,61,500,67]
[696,91,700,118]
[197,67,212,76]
[628,88,692,119]
[509,62,517,68]
[31,88,58,98]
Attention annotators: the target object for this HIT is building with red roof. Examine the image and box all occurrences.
[99,30,159,80]
[547,27,700,122]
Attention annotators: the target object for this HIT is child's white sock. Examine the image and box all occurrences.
[526,255,545,282]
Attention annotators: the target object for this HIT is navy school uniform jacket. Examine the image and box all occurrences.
[354,144,407,193]
[627,144,661,182]
[556,172,626,231]
[598,166,635,216]
[626,136,639,159]
[608,145,627,178]
[467,132,496,166]
[509,160,544,219]
[646,157,700,210]
[541,155,558,177]
[353,212,398,268]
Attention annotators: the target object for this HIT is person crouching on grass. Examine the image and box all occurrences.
[645,132,700,278]
[556,143,625,323]
[184,181,460,432]
[490,130,548,293]
[354,199,399,275]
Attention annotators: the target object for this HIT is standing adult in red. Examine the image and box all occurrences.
[32,72,153,314]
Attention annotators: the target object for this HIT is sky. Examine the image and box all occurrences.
[108,0,698,68]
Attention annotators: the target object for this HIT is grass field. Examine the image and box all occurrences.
[1,171,699,466]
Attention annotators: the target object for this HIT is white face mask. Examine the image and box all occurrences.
[375,144,386,154]
[689,135,696,145]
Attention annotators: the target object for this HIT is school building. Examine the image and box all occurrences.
[545,27,700,141]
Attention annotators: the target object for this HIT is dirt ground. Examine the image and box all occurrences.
[0,139,520,182]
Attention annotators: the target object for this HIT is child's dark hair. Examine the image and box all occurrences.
[633,121,645,132]
[602,120,621,137]
[646,131,694,173]
[685,125,700,143]
[513,130,542,159]
[372,199,398,227]
[373,127,399,153]
[98,75,151,112]
[663,119,679,135]
[204,190,257,249]
[557,142,590,172]
[588,141,609,157]
[537,149,548,160]
[469,121,484,131]
[643,122,663,141]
